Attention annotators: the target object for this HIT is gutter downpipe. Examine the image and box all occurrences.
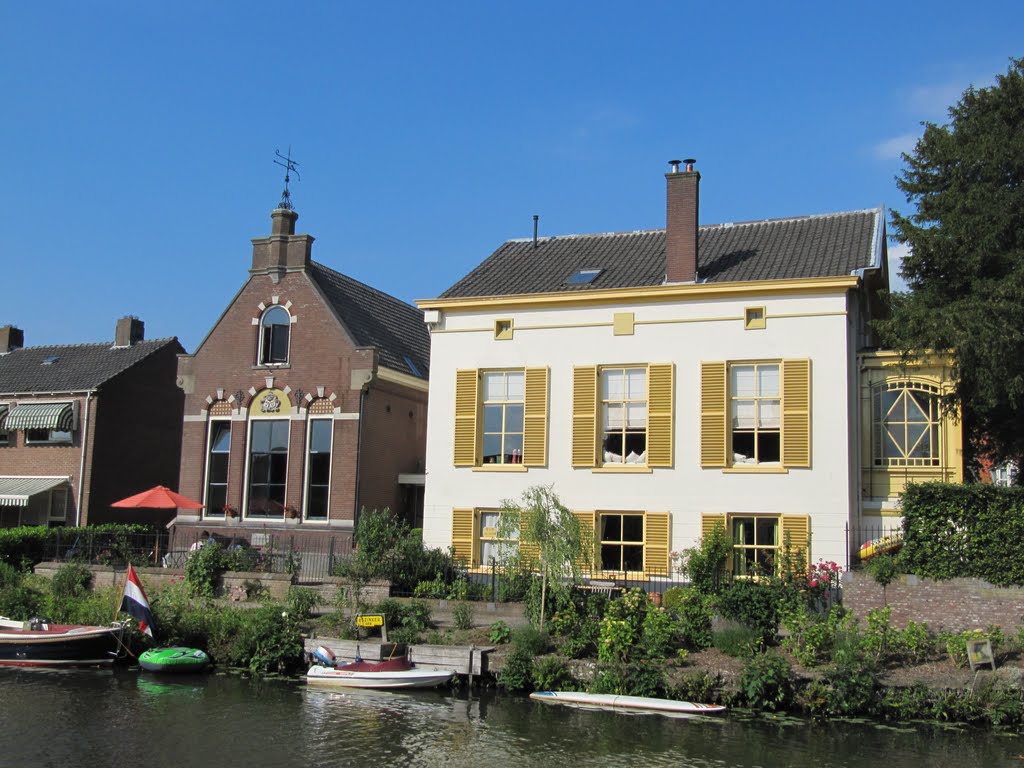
[75,390,95,526]
[353,387,366,535]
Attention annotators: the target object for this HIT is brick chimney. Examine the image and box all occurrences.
[251,207,315,275]
[0,325,24,354]
[114,316,145,347]
[665,158,700,284]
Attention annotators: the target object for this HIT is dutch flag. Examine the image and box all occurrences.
[120,563,155,638]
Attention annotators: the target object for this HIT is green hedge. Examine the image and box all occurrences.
[900,483,1024,586]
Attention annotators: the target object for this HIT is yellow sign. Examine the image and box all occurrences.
[355,614,384,628]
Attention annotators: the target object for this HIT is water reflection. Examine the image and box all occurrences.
[0,669,1020,768]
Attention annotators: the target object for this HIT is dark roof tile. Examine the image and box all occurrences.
[440,209,881,298]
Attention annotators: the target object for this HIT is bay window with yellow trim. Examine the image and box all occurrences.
[453,368,548,468]
[701,512,810,576]
[572,363,674,469]
[700,359,810,469]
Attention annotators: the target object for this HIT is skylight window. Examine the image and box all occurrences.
[42,356,60,365]
[404,356,422,377]
[566,268,602,285]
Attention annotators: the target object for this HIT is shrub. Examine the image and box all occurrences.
[589,662,664,697]
[799,656,879,718]
[640,606,679,659]
[738,651,794,710]
[669,671,724,705]
[672,524,731,593]
[781,604,854,667]
[715,580,793,645]
[452,602,474,631]
[185,542,226,598]
[499,646,534,692]
[489,621,512,644]
[879,684,933,721]
[511,626,549,655]
[532,656,577,692]
[672,590,714,650]
[713,626,761,658]
[285,587,321,619]
[49,563,93,601]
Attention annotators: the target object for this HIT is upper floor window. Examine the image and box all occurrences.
[26,428,73,445]
[730,363,780,464]
[571,364,673,469]
[601,367,647,465]
[259,306,290,365]
[0,404,9,446]
[482,371,524,464]
[872,381,941,467]
[700,360,810,469]
[453,368,548,468]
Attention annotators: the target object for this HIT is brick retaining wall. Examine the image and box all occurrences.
[842,570,1024,632]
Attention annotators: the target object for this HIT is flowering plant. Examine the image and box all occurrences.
[284,504,299,519]
[223,504,238,518]
[805,559,841,610]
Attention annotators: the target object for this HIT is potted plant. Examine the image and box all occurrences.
[284,504,299,520]
[223,504,238,519]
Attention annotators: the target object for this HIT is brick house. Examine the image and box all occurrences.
[417,160,962,578]
[0,318,185,527]
[172,204,429,547]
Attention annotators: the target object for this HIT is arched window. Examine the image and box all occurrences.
[259,306,290,365]
[872,381,941,467]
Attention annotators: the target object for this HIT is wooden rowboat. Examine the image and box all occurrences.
[530,691,726,716]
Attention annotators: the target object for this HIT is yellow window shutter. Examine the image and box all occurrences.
[451,508,477,566]
[782,359,811,468]
[647,364,674,467]
[643,511,671,576]
[701,362,727,467]
[572,510,596,571]
[453,369,479,466]
[701,513,726,540]
[572,366,598,467]
[781,514,810,566]
[518,511,540,567]
[523,367,549,466]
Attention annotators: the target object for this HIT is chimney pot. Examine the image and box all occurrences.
[684,158,696,172]
[669,159,682,173]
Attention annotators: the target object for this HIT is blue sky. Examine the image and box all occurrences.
[1,2,1020,350]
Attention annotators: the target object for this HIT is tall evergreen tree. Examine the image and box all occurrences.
[878,57,1024,469]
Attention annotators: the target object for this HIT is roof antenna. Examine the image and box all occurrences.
[274,147,301,210]
[533,215,539,248]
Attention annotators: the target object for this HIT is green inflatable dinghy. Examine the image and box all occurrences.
[139,647,210,673]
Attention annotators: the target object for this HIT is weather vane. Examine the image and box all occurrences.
[274,147,300,210]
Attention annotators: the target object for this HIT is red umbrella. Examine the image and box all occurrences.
[112,485,204,509]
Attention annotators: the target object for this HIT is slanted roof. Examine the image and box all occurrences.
[0,338,182,394]
[309,262,430,380]
[440,209,882,299]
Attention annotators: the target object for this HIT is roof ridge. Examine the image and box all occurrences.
[8,337,177,353]
[502,208,879,243]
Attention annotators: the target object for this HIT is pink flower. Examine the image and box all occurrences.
[809,579,819,588]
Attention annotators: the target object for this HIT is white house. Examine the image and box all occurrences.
[417,160,961,581]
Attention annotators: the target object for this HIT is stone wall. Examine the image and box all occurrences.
[842,570,1024,632]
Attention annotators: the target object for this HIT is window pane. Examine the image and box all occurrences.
[601,515,622,541]
[483,372,505,401]
[622,545,644,571]
[308,452,330,483]
[733,518,754,545]
[604,403,624,429]
[269,326,289,362]
[505,404,524,433]
[480,511,500,530]
[905,392,928,422]
[504,434,523,458]
[625,402,647,429]
[731,365,755,397]
[755,518,778,546]
[262,306,289,327]
[211,422,231,452]
[622,515,644,542]
[251,422,270,452]
[625,368,646,399]
[209,453,229,483]
[600,544,622,570]
[505,372,524,400]
[733,400,755,429]
[310,420,332,453]
[271,420,289,451]
[758,365,779,396]
[758,399,780,428]
[306,486,328,518]
[269,454,288,484]
[482,434,503,463]
[483,404,504,433]
[757,432,781,462]
[602,370,623,400]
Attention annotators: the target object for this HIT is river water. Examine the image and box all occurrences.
[1,668,1021,768]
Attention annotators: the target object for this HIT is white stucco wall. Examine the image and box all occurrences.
[421,288,856,568]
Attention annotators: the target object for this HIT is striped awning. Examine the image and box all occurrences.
[0,476,69,507]
[4,402,74,431]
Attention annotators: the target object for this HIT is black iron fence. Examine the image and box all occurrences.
[845,521,904,570]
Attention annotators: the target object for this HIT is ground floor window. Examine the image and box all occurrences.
[478,510,518,565]
[247,419,288,516]
[731,515,780,576]
[599,512,644,572]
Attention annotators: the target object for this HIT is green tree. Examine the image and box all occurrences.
[878,58,1024,468]
[497,485,588,631]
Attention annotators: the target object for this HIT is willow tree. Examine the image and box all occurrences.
[497,485,589,630]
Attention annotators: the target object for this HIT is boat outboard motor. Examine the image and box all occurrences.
[29,616,50,631]
[312,646,337,667]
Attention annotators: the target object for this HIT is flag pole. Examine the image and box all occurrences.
[114,562,131,624]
